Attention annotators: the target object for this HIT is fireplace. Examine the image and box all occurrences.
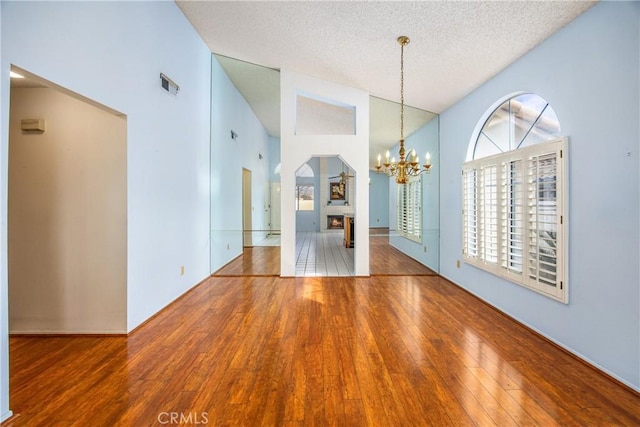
[327,215,344,230]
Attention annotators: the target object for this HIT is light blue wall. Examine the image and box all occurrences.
[389,118,440,271]
[439,2,639,390]
[1,1,212,420]
[269,136,281,182]
[369,171,389,227]
[296,157,320,232]
[210,56,271,271]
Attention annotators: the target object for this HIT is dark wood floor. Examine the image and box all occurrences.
[4,253,639,425]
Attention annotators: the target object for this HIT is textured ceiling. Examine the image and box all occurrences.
[177,1,595,167]
[178,1,594,111]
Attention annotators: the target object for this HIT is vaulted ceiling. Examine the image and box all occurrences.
[176,1,596,165]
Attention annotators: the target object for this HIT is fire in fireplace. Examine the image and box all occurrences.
[327,215,344,229]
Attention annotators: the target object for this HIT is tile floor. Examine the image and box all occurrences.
[295,231,354,276]
[251,231,354,276]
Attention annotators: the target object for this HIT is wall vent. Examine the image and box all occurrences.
[160,73,179,96]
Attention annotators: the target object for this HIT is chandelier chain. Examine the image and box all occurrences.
[375,35,431,183]
[400,39,404,142]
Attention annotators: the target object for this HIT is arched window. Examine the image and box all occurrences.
[463,93,568,303]
[472,93,561,159]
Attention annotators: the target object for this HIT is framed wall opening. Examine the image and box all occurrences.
[294,156,355,277]
[7,65,127,334]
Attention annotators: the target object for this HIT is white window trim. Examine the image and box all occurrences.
[462,138,568,303]
[295,184,314,211]
[397,177,422,243]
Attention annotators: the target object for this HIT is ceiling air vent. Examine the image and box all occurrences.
[160,73,179,96]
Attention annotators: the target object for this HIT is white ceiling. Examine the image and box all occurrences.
[177,1,595,166]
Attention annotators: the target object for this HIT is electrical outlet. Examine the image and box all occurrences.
[180,266,185,276]
[227,244,230,250]
[423,245,427,252]
[456,260,461,268]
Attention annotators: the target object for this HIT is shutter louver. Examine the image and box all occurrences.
[480,165,498,265]
[462,169,478,257]
[500,159,524,276]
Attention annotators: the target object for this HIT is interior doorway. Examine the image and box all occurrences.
[242,168,252,247]
[294,156,355,276]
[7,66,127,334]
[270,182,281,235]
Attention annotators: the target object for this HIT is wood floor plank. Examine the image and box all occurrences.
[416,366,477,426]
[505,389,564,427]
[349,332,393,426]
[323,374,346,426]
[369,235,436,275]
[4,241,640,426]
[466,366,539,426]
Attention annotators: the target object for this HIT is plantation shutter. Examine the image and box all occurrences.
[462,138,567,302]
[397,177,422,243]
[397,185,407,235]
[462,169,478,258]
[480,165,499,265]
[525,145,564,298]
[500,159,524,277]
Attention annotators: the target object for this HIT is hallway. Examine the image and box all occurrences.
[214,230,436,277]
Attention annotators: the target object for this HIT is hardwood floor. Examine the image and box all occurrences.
[214,232,435,277]
[369,235,436,275]
[214,246,281,276]
[5,273,640,425]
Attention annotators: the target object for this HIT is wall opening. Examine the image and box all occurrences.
[8,66,127,334]
[294,156,355,276]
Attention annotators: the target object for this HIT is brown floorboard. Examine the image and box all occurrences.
[214,246,281,276]
[369,235,436,275]
[4,272,640,426]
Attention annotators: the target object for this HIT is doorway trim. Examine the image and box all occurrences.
[242,168,252,247]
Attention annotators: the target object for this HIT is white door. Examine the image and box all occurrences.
[270,182,281,234]
[242,168,252,246]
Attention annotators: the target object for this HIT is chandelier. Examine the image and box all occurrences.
[376,36,431,184]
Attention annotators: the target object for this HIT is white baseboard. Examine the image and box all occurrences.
[439,272,640,394]
[9,329,126,335]
[1,410,14,423]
